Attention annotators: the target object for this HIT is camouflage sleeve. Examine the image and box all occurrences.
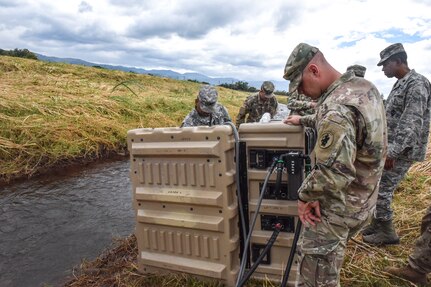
[286,96,314,111]
[181,112,194,127]
[389,83,429,158]
[298,107,357,206]
[300,114,316,128]
[235,99,249,127]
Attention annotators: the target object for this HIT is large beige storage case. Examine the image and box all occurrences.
[127,126,240,286]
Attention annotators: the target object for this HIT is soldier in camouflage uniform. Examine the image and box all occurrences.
[286,91,317,116]
[235,81,278,128]
[346,64,366,78]
[362,43,431,247]
[283,43,387,287]
[181,85,231,127]
[385,205,431,286]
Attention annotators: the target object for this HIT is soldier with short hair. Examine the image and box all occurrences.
[181,85,231,127]
[283,43,387,287]
[362,43,431,246]
[235,81,278,128]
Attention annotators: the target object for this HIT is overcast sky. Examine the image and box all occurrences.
[1,0,430,96]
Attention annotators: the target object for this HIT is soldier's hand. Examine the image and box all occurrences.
[283,115,301,125]
[298,200,321,226]
[384,157,395,170]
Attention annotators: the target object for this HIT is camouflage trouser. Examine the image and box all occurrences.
[296,210,371,287]
[409,205,431,274]
[375,159,413,221]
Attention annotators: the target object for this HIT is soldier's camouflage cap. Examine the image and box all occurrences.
[261,81,275,98]
[198,85,218,113]
[377,43,405,66]
[347,64,366,78]
[283,43,319,93]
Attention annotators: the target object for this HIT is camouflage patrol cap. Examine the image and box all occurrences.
[283,43,319,93]
[377,43,406,66]
[198,85,218,113]
[261,81,275,98]
[347,64,366,78]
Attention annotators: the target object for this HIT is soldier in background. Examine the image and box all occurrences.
[362,43,431,246]
[283,43,387,286]
[346,64,366,78]
[235,81,278,128]
[181,85,231,127]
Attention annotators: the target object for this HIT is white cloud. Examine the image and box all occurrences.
[0,0,430,96]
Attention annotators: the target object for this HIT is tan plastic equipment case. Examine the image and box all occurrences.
[127,126,239,286]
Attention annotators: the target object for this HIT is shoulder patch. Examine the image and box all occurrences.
[319,132,334,149]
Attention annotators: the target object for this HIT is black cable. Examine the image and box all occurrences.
[235,159,277,287]
[237,223,283,287]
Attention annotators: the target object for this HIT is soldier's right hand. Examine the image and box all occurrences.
[283,115,301,125]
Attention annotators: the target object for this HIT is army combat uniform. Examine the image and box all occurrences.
[181,104,231,127]
[296,72,387,286]
[235,93,278,127]
[287,91,316,116]
[374,69,431,221]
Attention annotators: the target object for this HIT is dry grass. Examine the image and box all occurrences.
[0,56,253,184]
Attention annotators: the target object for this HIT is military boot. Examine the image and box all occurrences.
[361,217,380,236]
[385,265,428,286]
[362,219,400,245]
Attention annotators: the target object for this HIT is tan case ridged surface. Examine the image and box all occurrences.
[127,126,239,287]
[239,122,310,286]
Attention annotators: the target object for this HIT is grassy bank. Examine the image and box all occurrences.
[0,55,249,184]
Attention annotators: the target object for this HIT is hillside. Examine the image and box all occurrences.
[0,55,251,184]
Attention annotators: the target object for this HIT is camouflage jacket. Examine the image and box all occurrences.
[181,104,232,127]
[300,114,316,128]
[235,93,278,127]
[385,69,431,161]
[298,72,387,216]
[287,91,316,116]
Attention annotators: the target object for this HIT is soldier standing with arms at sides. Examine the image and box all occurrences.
[362,43,431,246]
[181,85,231,127]
[283,43,387,287]
[235,81,278,128]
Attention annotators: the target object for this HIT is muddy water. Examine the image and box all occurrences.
[0,159,135,287]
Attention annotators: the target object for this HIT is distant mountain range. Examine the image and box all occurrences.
[35,53,288,92]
